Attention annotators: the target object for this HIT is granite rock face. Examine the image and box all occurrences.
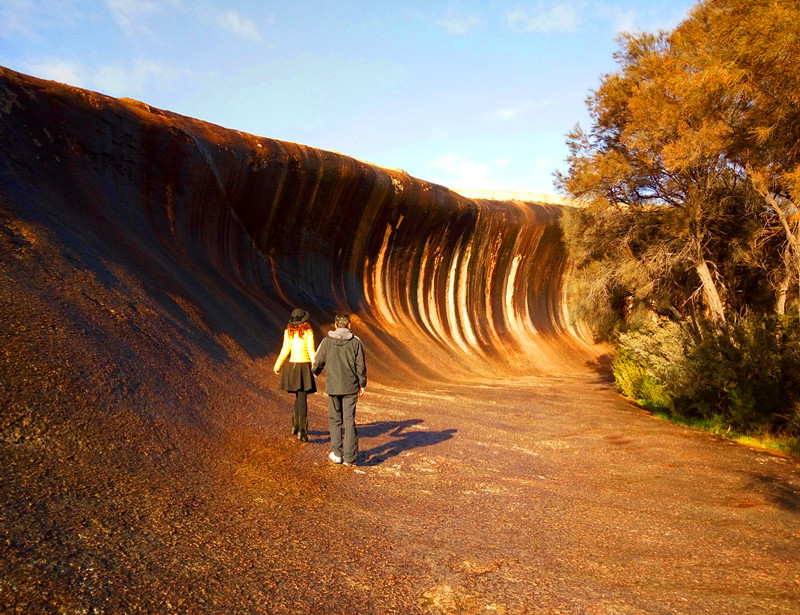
[0,66,590,381]
[3,67,799,615]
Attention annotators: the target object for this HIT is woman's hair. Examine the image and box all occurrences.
[286,321,312,338]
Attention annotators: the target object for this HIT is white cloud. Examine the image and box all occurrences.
[22,57,184,98]
[218,10,262,41]
[591,2,697,35]
[433,152,471,173]
[484,100,547,122]
[437,6,482,35]
[429,152,558,194]
[597,5,638,34]
[105,0,162,34]
[92,60,170,97]
[505,3,580,34]
[431,152,508,191]
[426,149,563,194]
[22,58,85,87]
[0,0,36,38]
[1,0,82,40]
[489,108,518,121]
[651,6,695,33]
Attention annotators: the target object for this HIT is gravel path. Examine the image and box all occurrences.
[3,248,799,614]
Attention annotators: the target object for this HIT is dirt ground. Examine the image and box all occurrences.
[2,206,799,614]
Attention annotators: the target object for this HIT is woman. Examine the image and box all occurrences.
[273,308,317,442]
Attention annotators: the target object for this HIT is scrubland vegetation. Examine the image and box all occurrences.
[556,0,800,454]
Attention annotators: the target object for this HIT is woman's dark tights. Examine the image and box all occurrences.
[293,391,308,441]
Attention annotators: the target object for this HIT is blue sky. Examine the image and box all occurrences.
[1,1,696,195]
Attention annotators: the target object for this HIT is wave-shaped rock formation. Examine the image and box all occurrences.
[0,66,621,611]
[1,67,594,380]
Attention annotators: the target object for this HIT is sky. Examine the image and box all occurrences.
[1,0,698,196]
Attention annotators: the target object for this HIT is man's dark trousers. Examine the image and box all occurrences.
[329,393,358,463]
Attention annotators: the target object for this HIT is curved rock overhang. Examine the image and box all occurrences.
[0,66,595,383]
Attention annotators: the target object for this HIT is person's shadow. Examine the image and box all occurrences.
[355,419,457,466]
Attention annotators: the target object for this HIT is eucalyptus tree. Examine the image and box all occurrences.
[556,31,736,327]
[671,0,800,316]
[557,0,800,332]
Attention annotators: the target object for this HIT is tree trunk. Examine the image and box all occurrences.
[776,274,789,316]
[695,259,726,322]
[784,226,800,321]
[774,243,794,316]
[750,172,800,321]
[796,250,800,322]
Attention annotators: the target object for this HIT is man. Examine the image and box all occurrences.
[312,313,366,466]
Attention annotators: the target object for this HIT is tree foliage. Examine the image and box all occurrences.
[557,0,800,443]
[557,0,800,331]
[673,0,800,315]
[611,314,800,452]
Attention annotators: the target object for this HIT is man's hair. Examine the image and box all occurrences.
[335,313,350,329]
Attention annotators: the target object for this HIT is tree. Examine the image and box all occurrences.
[556,0,800,446]
[556,31,741,325]
[671,0,800,317]
[557,0,800,331]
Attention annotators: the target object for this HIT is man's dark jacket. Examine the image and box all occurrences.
[312,328,367,395]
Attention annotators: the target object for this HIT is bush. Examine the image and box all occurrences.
[612,348,648,398]
[673,315,800,434]
[613,314,800,443]
[612,318,683,411]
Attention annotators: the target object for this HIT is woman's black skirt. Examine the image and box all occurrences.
[280,361,317,393]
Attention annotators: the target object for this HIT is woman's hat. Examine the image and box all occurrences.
[288,308,309,324]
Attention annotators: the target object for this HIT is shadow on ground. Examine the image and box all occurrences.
[356,420,457,466]
[585,352,615,384]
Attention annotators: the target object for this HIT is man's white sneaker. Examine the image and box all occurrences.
[328,451,342,464]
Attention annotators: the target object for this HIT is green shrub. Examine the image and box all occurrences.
[612,314,800,445]
[673,315,800,434]
[612,319,683,411]
[612,348,647,399]
[612,315,800,449]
